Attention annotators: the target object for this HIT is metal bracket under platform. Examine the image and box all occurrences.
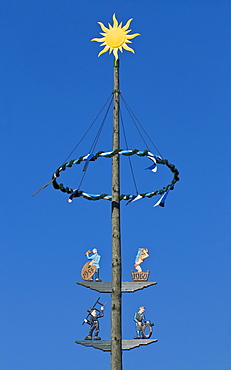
[75,339,158,352]
[76,281,157,293]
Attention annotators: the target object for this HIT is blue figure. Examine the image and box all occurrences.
[85,248,101,281]
[84,306,104,340]
[134,306,147,339]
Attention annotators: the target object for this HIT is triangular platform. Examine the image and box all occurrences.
[75,339,158,351]
[76,281,157,293]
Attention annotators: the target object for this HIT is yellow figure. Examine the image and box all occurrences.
[91,14,140,60]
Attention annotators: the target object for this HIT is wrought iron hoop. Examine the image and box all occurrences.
[52,149,180,203]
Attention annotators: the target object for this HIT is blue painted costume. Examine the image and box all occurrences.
[134,308,147,339]
[86,250,101,281]
[84,308,104,340]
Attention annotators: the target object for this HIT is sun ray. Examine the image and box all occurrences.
[98,22,109,33]
[98,45,110,57]
[91,14,140,60]
[126,33,140,39]
[122,18,133,31]
[122,44,135,53]
[112,14,118,27]
[113,48,119,60]
[91,37,104,42]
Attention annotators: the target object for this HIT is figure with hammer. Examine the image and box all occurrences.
[83,298,107,340]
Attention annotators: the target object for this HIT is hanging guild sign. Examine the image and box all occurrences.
[131,248,150,281]
[81,261,96,281]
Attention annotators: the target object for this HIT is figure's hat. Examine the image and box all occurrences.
[87,307,100,313]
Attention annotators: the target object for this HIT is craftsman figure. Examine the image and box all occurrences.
[134,248,149,272]
[134,306,147,339]
[84,306,104,340]
[85,248,101,281]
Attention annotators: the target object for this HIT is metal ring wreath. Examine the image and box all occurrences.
[52,149,180,207]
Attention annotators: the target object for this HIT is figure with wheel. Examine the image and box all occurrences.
[134,306,154,339]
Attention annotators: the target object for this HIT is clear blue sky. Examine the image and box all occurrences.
[1,1,231,369]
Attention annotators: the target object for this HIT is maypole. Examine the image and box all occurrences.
[111,58,122,369]
[39,12,180,370]
[90,16,141,368]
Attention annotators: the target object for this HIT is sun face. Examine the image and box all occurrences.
[91,14,140,60]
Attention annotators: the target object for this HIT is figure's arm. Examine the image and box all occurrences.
[94,255,100,264]
[133,313,139,323]
[143,250,149,259]
[98,307,104,318]
[85,250,93,260]
[86,254,93,260]
[140,249,149,260]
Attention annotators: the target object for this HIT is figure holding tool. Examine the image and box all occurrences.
[134,306,154,339]
[81,249,102,282]
[83,297,107,340]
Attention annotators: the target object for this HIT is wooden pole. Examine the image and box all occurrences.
[111,58,122,370]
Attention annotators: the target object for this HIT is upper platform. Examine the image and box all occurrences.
[76,281,157,293]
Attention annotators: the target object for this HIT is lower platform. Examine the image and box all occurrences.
[76,281,157,293]
[75,339,158,352]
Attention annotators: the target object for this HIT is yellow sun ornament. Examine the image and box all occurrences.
[91,14,140,60]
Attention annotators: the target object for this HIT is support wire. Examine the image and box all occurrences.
[121,95,163,158]
[32,94,113,196]
[120,109,139,195]
[77,94,113,190]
